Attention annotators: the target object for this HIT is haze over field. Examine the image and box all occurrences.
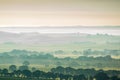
[0,27,120,58]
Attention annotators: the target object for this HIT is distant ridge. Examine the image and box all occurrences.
[0,26,120,35]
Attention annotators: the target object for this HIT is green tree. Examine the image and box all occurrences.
[9,65,17,72]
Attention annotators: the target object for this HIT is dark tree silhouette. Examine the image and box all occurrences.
[14,70,22,77]
[33,70,45,78]
[32,70,41,78]
[65,67,75,75]
[2,68,8,77]
[73,74,86,80]
[51,66,65,74]
[45,72,56,78]
[95,71,109,80]
[0,69,2,77]
[111,76,120,80]
[22,70,31,77]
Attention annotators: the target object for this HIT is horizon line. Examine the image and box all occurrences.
[0,25,120,28]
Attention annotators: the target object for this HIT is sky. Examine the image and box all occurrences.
[0,0,120,27]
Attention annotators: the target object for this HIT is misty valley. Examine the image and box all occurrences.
[0,29,120,80]
[0,0,120,79]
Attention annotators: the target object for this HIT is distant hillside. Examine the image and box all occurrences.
[0,31,120,44]
[0,31,89,44]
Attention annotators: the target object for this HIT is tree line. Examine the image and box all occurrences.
[0,61,120,80]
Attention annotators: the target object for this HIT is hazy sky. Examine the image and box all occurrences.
[0,0,120,27]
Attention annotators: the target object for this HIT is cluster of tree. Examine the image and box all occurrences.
[51,66,120,77]
[0,65,120,80]
[0,49,120,58]
[0,50,120,69]
[83,49,120,56]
